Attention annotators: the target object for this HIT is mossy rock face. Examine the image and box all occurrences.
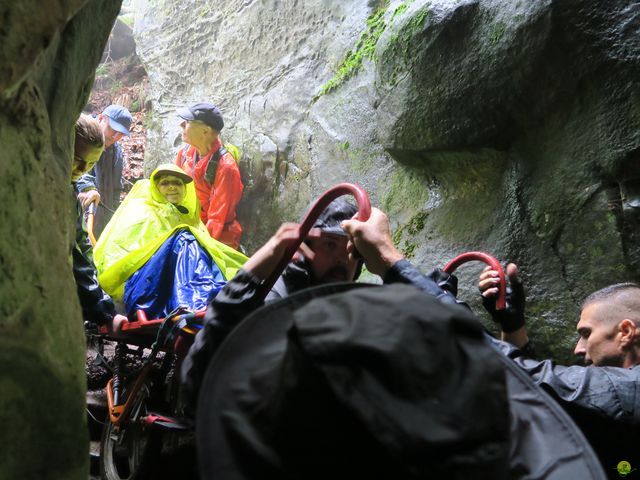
[0,1,121,478]
[135,0,640,360]
[0,344,87,480]
[371,0,640,358]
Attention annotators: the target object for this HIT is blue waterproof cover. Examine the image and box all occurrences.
[123,230,226,319]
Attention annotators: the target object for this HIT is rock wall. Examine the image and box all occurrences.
[0,1,121,479]
[133,0,640,362]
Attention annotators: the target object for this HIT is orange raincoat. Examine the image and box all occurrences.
[175,138,243,249]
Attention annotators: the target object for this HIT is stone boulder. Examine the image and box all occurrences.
[133,0,640,362]
[0,1,121,478]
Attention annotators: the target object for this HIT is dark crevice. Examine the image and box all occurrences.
[608,149,640,282]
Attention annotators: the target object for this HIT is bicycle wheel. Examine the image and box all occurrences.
[99,383,160,480]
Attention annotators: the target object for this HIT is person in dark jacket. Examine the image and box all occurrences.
[181,201,458,407]
[479,264,640,475]
[75,104,132,238]
[72,114,127,332]
[479,264,640,367]
[195,209,605,480]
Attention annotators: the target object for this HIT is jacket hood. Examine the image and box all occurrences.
[150,164,199,216]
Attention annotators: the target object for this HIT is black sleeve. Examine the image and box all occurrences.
[72,199,115,326]
[488,335,640,424]
[181,269,264,408]
[383,259,460,305]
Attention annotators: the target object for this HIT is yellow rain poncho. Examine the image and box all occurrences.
[94,164,247,300]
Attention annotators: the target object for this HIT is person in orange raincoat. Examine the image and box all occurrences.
[175,102,243,250]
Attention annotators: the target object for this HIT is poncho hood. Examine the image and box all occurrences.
[94,165,246,299]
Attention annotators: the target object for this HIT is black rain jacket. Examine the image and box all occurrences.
[491,337,640,476]
[71,188,115,326]
[180,259,459,409]
[196,281,604,479]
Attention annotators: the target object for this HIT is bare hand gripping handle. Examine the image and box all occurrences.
[256,183,372,301]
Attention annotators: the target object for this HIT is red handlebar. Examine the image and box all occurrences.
[443,252,507,310]
[256,183,371,301]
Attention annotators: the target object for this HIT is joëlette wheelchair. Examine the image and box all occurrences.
[87,184,371,480]
[86,182,509,480]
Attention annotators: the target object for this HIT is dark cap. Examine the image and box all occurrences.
[102,104,132,135]
[177,102,224,131]
[311,198,357,237]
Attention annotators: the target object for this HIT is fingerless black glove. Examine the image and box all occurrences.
[482,276,525,333]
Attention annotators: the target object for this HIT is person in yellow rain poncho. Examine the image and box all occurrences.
[94,164,247,319]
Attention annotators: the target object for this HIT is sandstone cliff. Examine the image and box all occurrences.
[134,0,640,361]
[0,1,121,478]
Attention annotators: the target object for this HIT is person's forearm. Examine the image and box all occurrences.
[501,326,529,349]
[242,242,283,280]
[383,260,460,305]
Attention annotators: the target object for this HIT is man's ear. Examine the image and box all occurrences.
[618,319,637,345]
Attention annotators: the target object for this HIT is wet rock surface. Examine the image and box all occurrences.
[134,0,640,362]
[0,1,122,478]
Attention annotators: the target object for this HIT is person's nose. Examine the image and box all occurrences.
[574,337,586,357]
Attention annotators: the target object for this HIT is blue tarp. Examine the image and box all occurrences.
[123,230,226,319]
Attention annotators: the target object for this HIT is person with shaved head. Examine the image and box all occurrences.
[479,267,640,474]
[574,283,640,367]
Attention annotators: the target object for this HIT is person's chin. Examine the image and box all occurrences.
[320,269,349,283]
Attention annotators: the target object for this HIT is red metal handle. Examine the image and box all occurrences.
[443,252,507,310]
[256,183,371,301]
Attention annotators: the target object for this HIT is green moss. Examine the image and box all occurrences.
[119,13,134,27]
[488,21,506,45]
[401,240,417,258]
[95,62,109,76]
[381,166,429,215]
[406,210,428,235]
[392,210,429,258]
[351,153,376,175]
[391,2,410,21]
[316,6,389,99]
[315,0,428,98]
[382,4,430,86]
[199,5,212,17]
